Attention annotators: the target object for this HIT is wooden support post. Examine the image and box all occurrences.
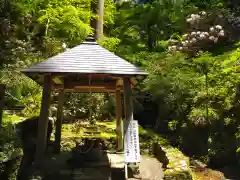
[55,89,64,153]
[0,84,5,131]
[124,78,134,123]
[123,78,133,179]
[35,74,52,166]
[116,88,123,151]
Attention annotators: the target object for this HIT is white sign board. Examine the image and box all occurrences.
[124,120,140,163]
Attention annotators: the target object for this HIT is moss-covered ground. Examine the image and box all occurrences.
[61,120,194,180]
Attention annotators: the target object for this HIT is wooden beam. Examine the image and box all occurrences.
[55,83,120,93]
[0,84,5,131]
[35,74,52,166]
[55,84,118,91]
[74,84,115,89]
[55,89,64,153]
[25,72,142,78]
[59,88,117,93]
[116,88,123,151]
[116,78,123,87]
[64,79,116,89]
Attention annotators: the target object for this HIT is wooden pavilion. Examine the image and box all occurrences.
[21,39,148,166]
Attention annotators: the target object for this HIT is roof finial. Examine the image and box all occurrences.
[85,36,96,42]
[82,36,97,45]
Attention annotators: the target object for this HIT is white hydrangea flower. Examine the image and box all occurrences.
[191,14,196,18]
[51,106,57,112]
[209,36,215,41]
[201,11,207,16]
[191,32,196,36]
[192,38,197,43]
[186,18,192,22]
[171,45,177,50]
[209,27,215,32]
[183,34,188,39]
[195,14,201,19]
[214,37,218,43]
[215,25,222,30]
[200,33,205,39]
[203,32,209,36]
[179,47,183,50]
[49,117,54,121]
[197,31,201,35]
[218,30,224,37]
[62,42,67,49]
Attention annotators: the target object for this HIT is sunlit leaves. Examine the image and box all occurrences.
[188,107,219,126]
[37,1,92,41]
[98,36,121,52]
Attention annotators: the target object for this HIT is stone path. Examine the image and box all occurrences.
[161,147,192,180]
[108,153,164,180]
[139,157,164,180]
[138,128,193,180]
[38,152,164,180]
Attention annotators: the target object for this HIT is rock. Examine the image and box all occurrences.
[152,142,169,169]
[139,157,164,180]
[190,159,207,171]
[181,166,189,171]
[174,167,181,172]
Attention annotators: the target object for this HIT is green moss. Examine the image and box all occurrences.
[100,132,116,138]
[3,114,21,123]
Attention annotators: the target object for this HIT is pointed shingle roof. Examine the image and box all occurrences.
[22,41,147,76]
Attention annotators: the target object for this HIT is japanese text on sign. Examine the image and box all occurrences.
[124,120,140,163]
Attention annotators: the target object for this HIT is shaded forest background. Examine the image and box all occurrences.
[1,0,240,174]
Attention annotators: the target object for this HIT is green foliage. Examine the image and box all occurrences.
[37,0,92,42]
[98,36,121,52]
[168,120,178,131]
[0,115,22,179]
[1,0,240,173]
[21,93,42,118]
[0,0,118,121]
[188,107,219,126]
[63,92,115,124]
[110,0,192,53]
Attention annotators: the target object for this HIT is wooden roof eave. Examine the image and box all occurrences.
[22,71,147,88]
